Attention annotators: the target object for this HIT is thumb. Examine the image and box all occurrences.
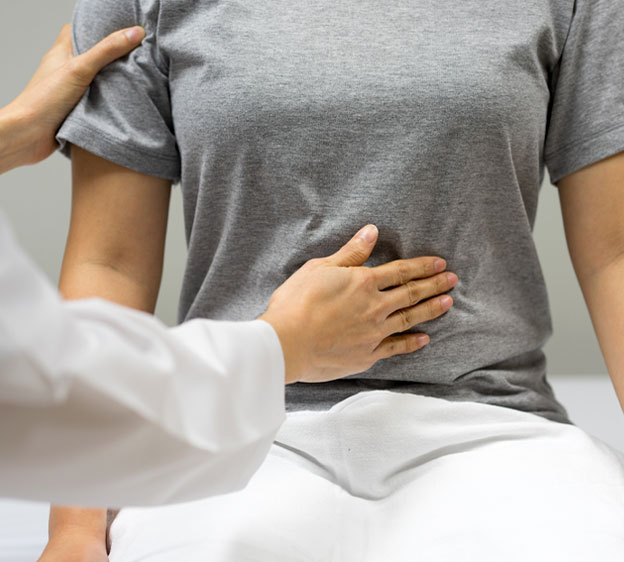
[71,26,146,84]
[324,225,378,267]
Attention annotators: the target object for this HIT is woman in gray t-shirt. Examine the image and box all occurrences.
[45,0,624,560]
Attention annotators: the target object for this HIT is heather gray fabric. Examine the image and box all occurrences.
[57,0,624,425]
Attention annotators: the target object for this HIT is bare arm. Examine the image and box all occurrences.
[557,151,624,413]
[58,146,171,308]
[42,145,171,561]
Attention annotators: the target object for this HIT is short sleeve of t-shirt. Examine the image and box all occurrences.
[56,0,180,182]
[544,0,624,185]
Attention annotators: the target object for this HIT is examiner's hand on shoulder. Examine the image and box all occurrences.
[0,23,145,174]
[259,225,458,384]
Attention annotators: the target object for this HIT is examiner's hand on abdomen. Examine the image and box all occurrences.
[260,224,457,384]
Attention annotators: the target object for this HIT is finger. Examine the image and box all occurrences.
[69,26,145,84]
[323,224,379,267]
[384,294,453,335]
[372,256,447,290]
[381,271,458,314]
[372,333,430,362]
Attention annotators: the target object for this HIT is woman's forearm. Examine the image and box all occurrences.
[46,264,159,554]
[47,249,165,553]
[41,144,171,558]
[48,506,108,546]
[58,260,160,312]
[575,255,624,413]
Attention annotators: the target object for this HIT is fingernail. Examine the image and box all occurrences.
[446,272,458,286]
[434,259,446,272]
[417,334,430,346]
[124,26,145,44]
[357,224,378,244]
[440,295,453,309]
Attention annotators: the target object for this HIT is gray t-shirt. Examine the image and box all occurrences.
[57,0,624,425]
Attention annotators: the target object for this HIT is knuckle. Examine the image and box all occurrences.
[435,273,447,293]
[369,303,387,326]
[424,298,438,319]
[402,337,413,354]
[375,323,389,343]
[66,59,92,83]
[423,258,436,277]
[349,246,368,263]
[397,308,411,331]
[359,268,377,291]
[396,261,410,286]
[406,280,422,305]
[382,337,412,358]
[100,39,122,59]
[363,325,383,350]
[382,340,396,358]
[392,338,406,356]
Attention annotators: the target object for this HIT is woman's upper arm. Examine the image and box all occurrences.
[556,151,624,283]
[59,144,172,312]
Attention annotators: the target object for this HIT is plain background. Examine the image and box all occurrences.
[0,3,623,560]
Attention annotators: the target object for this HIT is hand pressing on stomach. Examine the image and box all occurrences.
[260,224,457,384]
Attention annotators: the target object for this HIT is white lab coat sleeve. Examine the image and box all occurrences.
[0,211,286,507]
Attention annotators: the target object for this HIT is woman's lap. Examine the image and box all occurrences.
[109,391,624,562]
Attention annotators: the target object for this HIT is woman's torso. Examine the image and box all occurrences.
[154,0,575,423]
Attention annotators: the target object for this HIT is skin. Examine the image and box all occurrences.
[556,152,624,414]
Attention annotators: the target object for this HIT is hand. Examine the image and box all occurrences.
[0,24,145,173]
[259,225,457,384]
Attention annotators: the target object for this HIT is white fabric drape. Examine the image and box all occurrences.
[0,211,285,507]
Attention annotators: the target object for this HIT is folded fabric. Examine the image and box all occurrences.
[110,390,624,562]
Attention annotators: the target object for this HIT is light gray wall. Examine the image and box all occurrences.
[0,0,607,375]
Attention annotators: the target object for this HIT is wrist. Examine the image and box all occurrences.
[258,313,306,385]
[48,506,107,542]
[41,530,108,561]
[48,526,107,544]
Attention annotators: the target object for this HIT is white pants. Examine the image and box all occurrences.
[109,391,624,561]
